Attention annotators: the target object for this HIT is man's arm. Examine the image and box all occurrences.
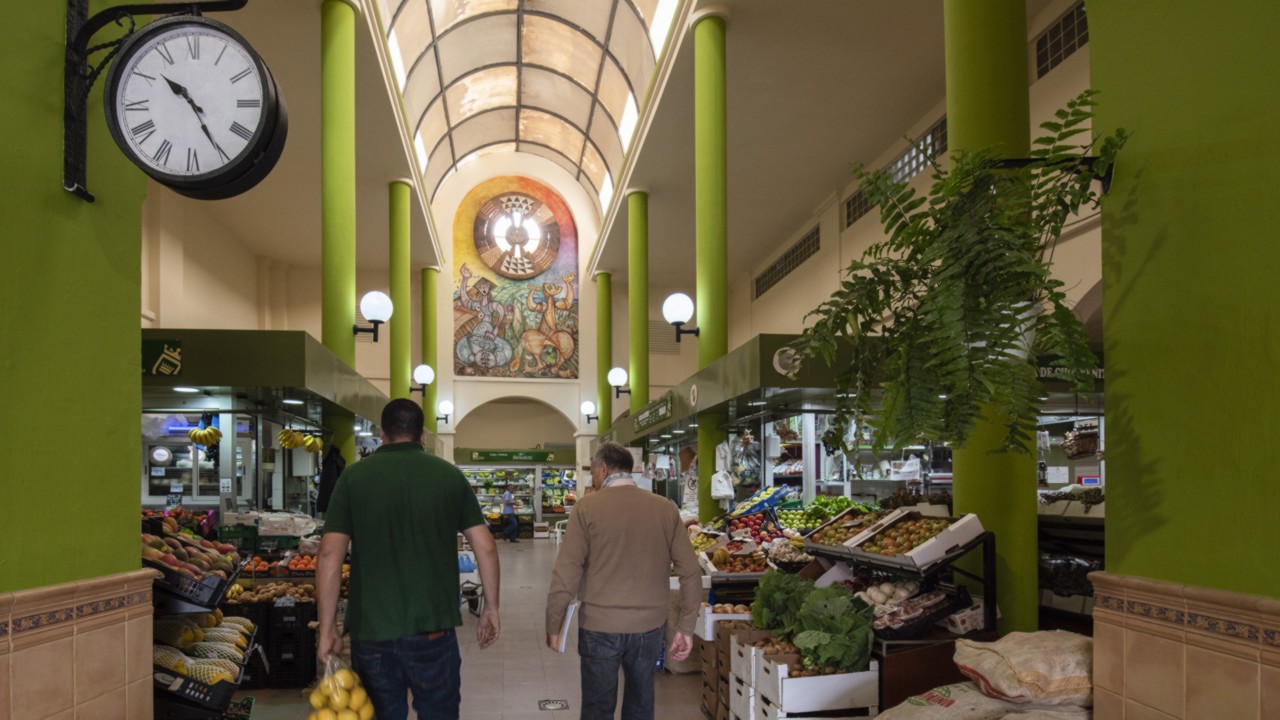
[545,505,589,649]
[462,523,501,649]
[669,510,703,661]
[316,531,349,661]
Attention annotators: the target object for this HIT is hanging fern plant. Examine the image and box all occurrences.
[789,90,1128,455]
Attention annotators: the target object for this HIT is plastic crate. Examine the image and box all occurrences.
[145,558,245,611]
[269,602,317,636]
[218,525,258,550]
[220,601,270,635]
[153,665,238,714]
[269,655,318,689]
[254,535,299,552]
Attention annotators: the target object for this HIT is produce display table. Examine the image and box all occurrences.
[874,629,997,709]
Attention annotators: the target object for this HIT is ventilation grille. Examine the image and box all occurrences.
[1036,2,1088,79]
[753,225,820,300]
[844,116,947,228]
[649,320,680,355]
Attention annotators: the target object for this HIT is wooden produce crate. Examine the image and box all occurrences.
[730,675,755,720]
[754,654,879,717]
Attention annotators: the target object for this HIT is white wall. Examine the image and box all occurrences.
[454,398,577,450]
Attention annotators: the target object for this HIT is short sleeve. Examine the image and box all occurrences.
[323,474,353,536]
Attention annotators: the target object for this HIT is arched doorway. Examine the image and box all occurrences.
[454,396,576,451]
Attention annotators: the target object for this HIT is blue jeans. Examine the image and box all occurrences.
[351,630,460,720]
[579,625,664,720]
[501,513,519,541]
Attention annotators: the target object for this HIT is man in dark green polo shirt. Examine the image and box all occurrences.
[317,399,501,720]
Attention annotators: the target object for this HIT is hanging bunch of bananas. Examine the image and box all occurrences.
[187,426,222,446]
[279,428,323,453]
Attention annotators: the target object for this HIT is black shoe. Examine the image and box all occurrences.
[510,539,520,543]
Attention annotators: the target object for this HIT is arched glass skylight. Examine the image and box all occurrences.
[371,0,679,211]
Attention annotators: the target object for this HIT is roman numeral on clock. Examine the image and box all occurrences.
[131,119,156,144]
[237,99,261,108]
[125,99,149,112]
[132,70,156,87]
[155,43,175,66]
[215,42,228,66]
[186,35,200,60]
[187,148,200,172]
[230,68,252,84]
[230,122,254,141]
[153,139,173,166]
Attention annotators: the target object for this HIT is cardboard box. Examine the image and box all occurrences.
[730,676,755,720]
[698,546,766,580]
[1037,500,1069,516]
[1048,592,1087,614]
[753,694,877,719]
[730,630,773,683]
[702,681,719,718]
[944,599,996,635]
[911,503,951,517]
[698,606,753,642]
[754,654,880,716]
[847,511,985,570]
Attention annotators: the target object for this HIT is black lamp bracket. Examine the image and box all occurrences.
[673,321,700,343]
[352,320,384,342]
[409,385,427,396]
[585,413,599,423]
[613,386,631,399]
[64,0,249,202]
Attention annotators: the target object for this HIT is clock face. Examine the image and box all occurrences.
[111,22,267,180]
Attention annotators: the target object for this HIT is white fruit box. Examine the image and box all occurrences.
[730,631,774,683]
[730,675,756,720]
[911,503,951,517]
[698,605,753,642]
[754,694,877,720]
[699,548,766,581]
[754,654,880,716]
[802,508,882,557]
[847,511,985,570]
[669,575,713,591]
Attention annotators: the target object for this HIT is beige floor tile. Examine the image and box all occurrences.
[1186,644,1259,720]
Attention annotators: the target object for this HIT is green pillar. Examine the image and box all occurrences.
[596,272,613,434]
[695,14,729,522]
[628,191,650,412]
[321,0,358,461]
[944,0,1035,633]
[422,267,439,434]
[389,181,412,399]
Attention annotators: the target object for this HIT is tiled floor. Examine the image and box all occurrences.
[238,538,705,719]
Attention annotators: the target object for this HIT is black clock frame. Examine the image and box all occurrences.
[102,15,288,200]
[64,0,288,202]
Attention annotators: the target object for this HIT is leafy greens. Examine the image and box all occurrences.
[750,570,815,640]
[792,584,875,673]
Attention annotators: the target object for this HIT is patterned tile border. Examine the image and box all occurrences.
[1184,612,1259,642]
[1096,593,1125,612]
[9,590,150,636]
[1264,629,1280,648]
[0,618,7,639]
[1126,599,1185,626]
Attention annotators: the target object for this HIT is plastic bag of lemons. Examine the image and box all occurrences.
[308,656,373,720]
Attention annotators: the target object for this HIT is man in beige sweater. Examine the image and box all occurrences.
[546,441,703,720]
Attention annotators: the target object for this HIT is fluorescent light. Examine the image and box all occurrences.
[282,398,304,406]
[672,429,686,435]
[358,431,374,438]
[174,387,199,393]
[746,400,767,407]
[689,423,698,428]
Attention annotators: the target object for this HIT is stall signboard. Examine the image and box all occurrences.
[468,450,558,463]
[143,339,183,375]
[633,396,673,432]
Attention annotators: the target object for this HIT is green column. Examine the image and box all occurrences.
[944,0,1035,633]
[596,272,613,434]
[422,267,439,434]
[321,0,358,461]
[695,14,729,522]
[389,181,411,399]
[628,191,650,412]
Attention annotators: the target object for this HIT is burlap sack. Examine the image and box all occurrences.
[955,631,1093,707]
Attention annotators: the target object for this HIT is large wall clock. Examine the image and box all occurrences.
[103,15,287,200]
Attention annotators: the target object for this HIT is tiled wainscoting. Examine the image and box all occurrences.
[0,569,157,720]
[1090,571,1280,720]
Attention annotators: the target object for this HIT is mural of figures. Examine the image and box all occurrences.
[453,176,579,379]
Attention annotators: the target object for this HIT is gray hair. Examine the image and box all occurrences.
[593,442,634,475]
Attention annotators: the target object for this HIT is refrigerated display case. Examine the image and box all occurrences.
[539,466,578,522]
[460,466,537,536]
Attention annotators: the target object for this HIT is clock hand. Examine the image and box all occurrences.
[162,75,205,115]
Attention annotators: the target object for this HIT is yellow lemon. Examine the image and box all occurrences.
[337,711,359,720]
[335,668,357,689]
[309,689,327,709]
[348,686,368,710]
[319,675,339,695]
[316,710,338,720]
[329,688,351,711]
[358,704,374,720]
[308,714,318,720]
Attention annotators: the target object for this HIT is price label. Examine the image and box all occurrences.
[273,596,297,607]
[151,467,166,477]
[170,483,184,493]
[165,493,183,509]
[258,539,278,552]
[219,478,232,494]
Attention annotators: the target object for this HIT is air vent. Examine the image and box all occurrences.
[754,225,820,300]
[1035,2,1088,79]
[844,116,947,228]
[649,320,680,355]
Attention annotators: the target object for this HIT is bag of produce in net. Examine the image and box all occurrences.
[309,655,374,720]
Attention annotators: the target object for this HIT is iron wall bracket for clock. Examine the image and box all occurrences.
[64,0,248,202]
